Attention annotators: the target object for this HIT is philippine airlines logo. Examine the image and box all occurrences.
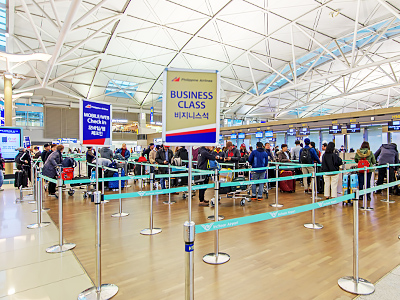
[201,223,214,231]
[172,77,180,82]
[85,104,92,108]
[269,212,278,218]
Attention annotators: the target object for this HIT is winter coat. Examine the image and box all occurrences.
[321,152,343,172]
[42,150,63,178]
[197,147,217,170]
[225,147,241,168]
[248,148,268,173]
[299,145,321,164]
[276,150,291,163]
[115,148,130,160]
[41,150,48,163]
[354,148,376,166]
[149,150,157,164]
[214,149,225,162]
[155,148,174,173]
[374,144,399,165]
[265,149,275,162]
[175,148,189,161]
[100,147,113,160]
[86,149,95,163]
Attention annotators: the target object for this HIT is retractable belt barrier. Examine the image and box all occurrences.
[195,192,356,234]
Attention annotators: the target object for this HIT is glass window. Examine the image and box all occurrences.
[15,111,27,126]
[28,112,43,126]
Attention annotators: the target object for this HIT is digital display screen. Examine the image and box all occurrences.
[298,127,310,136]
[269,138,276,142]
[0,127,23,161]
[265,130,273,138]
[388,121,400,131]
[287,128,297,136]
[231,133,237,139]
[329,125,342,134]
[219,135,223,140]
[238,133,245,139]
[346,123,361,133]
[255,132,263,138]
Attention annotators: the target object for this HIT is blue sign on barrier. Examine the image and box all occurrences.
[185,243,194,252]
[80,99,112,146]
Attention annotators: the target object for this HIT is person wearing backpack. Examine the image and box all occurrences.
[374,143,398,195]
[197,146,221,206]
[321,142,342,199]
[299,138,321,194]
[354,141,376,200]
[248,142,268,201]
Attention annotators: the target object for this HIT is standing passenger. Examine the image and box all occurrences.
[354,141,376,200]
[248,142,268,201]
[321,142,342,199]
[374,143,399,194]
[299,138,321,194]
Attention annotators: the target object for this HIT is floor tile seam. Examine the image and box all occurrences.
[0,273,90,298]
[353,263,400,299]
[43,206,95,287]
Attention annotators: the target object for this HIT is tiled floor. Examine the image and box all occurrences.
[0,184,93,300]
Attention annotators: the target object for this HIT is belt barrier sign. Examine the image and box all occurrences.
[80,99,112,146]
[162,68,220,146]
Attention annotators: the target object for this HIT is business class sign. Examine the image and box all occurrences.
[162,68,220,146]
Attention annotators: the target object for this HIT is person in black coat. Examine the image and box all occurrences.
[197,146,221,206]
[42,145,64,196]
[155,145,173,189]
[41,143,50,163]
[321,142,342,199]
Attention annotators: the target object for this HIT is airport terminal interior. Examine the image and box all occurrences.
[3,0,400,299]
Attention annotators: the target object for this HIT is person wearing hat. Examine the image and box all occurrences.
[41,143,50,163]
[155,144,173,189]
[299,138,321,194]
[239,143,248,157]
[224,141,241,173]
[214,144,225,163]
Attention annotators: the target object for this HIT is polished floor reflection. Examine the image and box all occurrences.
[0,185,93,300]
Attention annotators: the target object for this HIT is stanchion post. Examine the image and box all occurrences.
[46,166,76,253]
[381,163,395,203]
[111,168,129,217]
[164,163,176,204]
[27,167,50,229]
[338,189,375,295]
[101,167,105,195]
[27,164,37,204]
[304,171,323,229]
[203,169,230,265]
[360,166,373,210]
[31,167,50,213]
[270,164,283,207]
[207,169,224,221]
[313,162,322,200]
[141,172,162,235]
[78,191,119,299]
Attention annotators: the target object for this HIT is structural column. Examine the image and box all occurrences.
[4,76,13,175]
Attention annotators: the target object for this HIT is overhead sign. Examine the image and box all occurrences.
[150,106,154,124]
[0,127,23,161]
[80,99,112,146]
[58,138,78,144]
[162,68,220,145]
[23,136,31,149]
[0,104,4,126]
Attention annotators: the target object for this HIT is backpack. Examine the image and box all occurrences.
[358,159,370,173]
[300,148,312,164]
[62,157,76,168]
[172,157,183,166]
[208,160,221,170]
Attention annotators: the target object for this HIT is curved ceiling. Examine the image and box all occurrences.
[3,0,400,120]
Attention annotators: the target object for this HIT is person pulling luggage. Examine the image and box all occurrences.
[248,142,268,201]
[299,138,321,194]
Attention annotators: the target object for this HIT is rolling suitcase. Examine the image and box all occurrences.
[342,174,353,205]
[108,169,125,189]
[350,174,358,193]
[14,170,28,188]
[279,170,295,193]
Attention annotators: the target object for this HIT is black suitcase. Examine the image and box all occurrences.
[14,170,28,188]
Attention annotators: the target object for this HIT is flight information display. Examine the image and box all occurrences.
[0,127,23,161]
[238,133,245,139]
[231,133,237,139]
[298,127,310,136]
[287,128,297,136]
[329,125,342,134]
[346,123,361,133]
[388,121,400,131]
[255,132,263,138]
[265,130,273,137]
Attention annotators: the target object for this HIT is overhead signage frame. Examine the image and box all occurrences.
[80,99,112,146]
[162,68,220,146]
